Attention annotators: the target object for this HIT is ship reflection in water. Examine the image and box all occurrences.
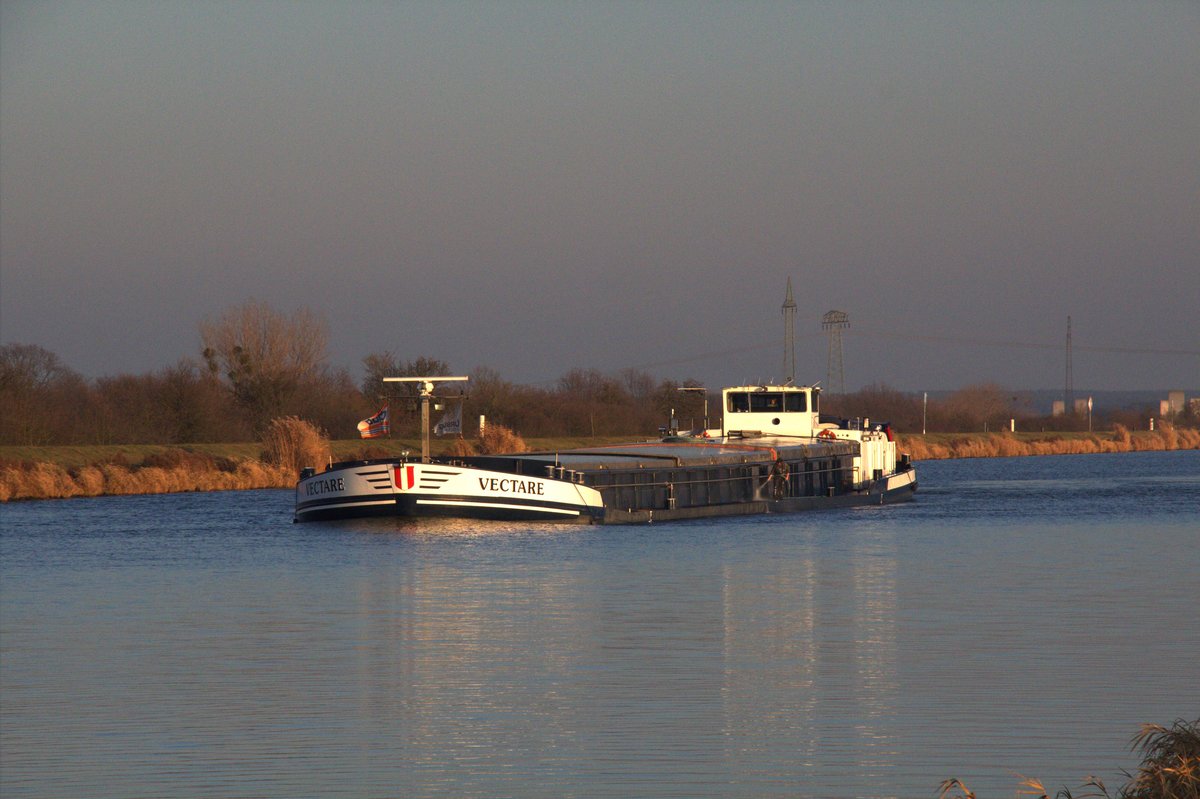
[344,516,905,793]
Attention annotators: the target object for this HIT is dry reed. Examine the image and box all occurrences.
[443,437,478,457]
[940,719,1199,799]
[439,425,527,456]
[0,457,294,501]
[2,424,1197,502]
[900,425,1200,462]
[476,424,527,454]
[259,416,331,476]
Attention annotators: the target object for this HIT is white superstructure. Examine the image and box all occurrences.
[719,384,821,438]
[717,384,899,489]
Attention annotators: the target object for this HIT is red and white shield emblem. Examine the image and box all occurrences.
[395,465,416,491]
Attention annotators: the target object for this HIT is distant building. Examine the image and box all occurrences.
[1073,398,1090,415]
[1190,398,1200,416]
[1161,391,1186,417]
[1051,400,1065,417]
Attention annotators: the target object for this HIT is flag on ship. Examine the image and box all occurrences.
[434,401,462,436]
[357,405,389,439]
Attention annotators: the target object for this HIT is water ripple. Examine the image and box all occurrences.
[2,451,1198,798]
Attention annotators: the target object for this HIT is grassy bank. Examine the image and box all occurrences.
[2,429,1197,502]
[898,425,1200,460]
[0,436,633,502]
[0,446,292,502]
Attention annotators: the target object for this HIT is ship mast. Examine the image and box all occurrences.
[383,376,469,462]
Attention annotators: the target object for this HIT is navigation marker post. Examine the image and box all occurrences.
[383,376,469,462]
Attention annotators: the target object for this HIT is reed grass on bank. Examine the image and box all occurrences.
[2,427,1197,502]
[898,424,1200,461]
[0,458,294,502]
[940,718,1199,799]
[260,416,332,475]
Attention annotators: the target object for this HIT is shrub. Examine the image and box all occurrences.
[1112,423,1133,448]
[476,424,526,454]
[141,448,217,472]
[213,456,241,473]
[260,416,331,476]
[443,437,478,457]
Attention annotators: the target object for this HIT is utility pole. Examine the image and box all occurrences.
[782,278,797,383]
[822,310,849,395]
[1065,315,1074,416]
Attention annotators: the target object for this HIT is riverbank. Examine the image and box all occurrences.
[897,424,1200,460]
[0,436,630,502]
[1,428,1197,502]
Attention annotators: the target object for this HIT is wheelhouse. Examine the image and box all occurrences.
[721,385,820,438]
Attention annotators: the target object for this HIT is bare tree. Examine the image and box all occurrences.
[824,383,924,431]
[620,368,657,402]
[0,343,87,444]
[0,343,73,392]
[361,352,451,401]
[936,382,1017,432]
[200,300,329,430]
[89,360,238,444]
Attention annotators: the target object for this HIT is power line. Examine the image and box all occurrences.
[848,328,1200,357]
[517,329,1196,386]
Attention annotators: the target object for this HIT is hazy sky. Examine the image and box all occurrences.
[3,1,1197,392]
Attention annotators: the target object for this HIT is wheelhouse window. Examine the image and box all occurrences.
[786,393,807,412]
[727,391,807,413]
[750,393,783,412]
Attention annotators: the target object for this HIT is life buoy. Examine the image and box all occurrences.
[817,429,837,440]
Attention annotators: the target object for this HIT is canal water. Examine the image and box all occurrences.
[2,450,1197,798]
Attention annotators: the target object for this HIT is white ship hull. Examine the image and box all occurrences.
[295,461,605,523]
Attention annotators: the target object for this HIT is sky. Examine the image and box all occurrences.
[2,1,1197,393]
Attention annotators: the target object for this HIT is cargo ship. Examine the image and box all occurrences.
[294,377,916,524]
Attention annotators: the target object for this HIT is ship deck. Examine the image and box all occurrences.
[450,437,862,518]
[460,436,856,475]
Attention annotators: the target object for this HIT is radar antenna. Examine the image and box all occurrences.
[384,376,469,462]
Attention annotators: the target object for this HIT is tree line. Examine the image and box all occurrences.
[1,301,1188,447]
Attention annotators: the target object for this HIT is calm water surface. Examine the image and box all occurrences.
[2,450,1198,798]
